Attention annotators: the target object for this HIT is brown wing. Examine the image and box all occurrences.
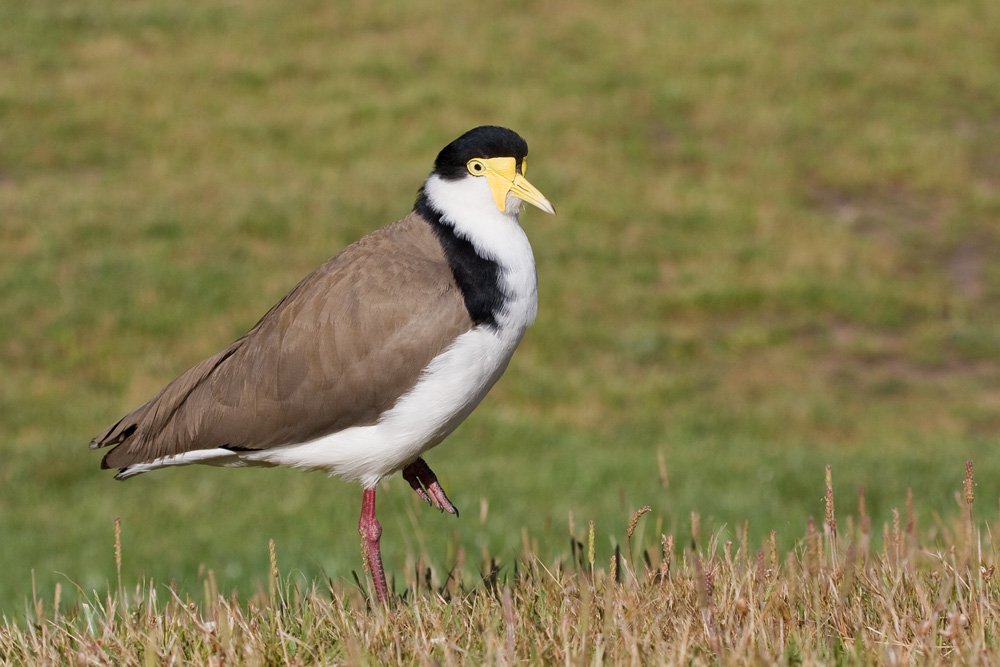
[92,212,473,470]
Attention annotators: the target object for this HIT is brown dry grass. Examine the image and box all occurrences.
[3,463,999,665]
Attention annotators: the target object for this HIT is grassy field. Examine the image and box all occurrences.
[2,0,999,630]
[4,470,999,662]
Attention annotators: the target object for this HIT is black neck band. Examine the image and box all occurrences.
[415,192,505,328]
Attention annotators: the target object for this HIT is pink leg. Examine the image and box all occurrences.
[402,457,459,516]
[359,487,388,605]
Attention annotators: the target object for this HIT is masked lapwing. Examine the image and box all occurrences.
[90,126,554,604]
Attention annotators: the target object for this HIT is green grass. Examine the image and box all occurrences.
[2,0,1000,615]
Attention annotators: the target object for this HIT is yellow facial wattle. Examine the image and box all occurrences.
[467,157,555,215]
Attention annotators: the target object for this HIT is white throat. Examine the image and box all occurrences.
[423,174,539,331]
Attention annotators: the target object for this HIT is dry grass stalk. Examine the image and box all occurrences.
[825,465,838,572]
[4,463,999,663]
[768,530,778,575]
[859,486,872,555]
[824,464,837,541]
[625,505,651,579]
[806,516,820,577]
[587,520,596,573]
[627,506,651,540]
[480,497,489,526]
[267,539,279,604]
[660,534,674,580]
[891,508,902,565]
[113,517,122,590]
[964,460,975,507]
[657,448,669,490]
[738,520,749,564]
[501,586,516,664]
[961,460,976,568]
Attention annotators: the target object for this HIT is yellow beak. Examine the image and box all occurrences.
[480,157,556,215]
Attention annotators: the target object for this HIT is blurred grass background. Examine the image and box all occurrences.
[1,0,999,612]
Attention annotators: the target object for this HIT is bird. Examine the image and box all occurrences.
[89,125,554,604]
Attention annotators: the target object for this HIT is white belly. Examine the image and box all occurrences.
[242,323,525,487]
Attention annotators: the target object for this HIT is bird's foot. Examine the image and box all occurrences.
[402,457,459,517]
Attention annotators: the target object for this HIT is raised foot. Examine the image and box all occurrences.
[402,457,459,517]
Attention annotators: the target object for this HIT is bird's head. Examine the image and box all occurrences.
[423,126,555,219]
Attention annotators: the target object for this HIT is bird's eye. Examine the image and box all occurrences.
[467,159,486,176]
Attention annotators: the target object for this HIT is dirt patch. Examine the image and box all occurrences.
[807,182,999,303]
[808,183,950,247]
[948,237,986,301]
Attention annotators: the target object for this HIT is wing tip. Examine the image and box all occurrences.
[90,421,137,451]
[100,448,118,470]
